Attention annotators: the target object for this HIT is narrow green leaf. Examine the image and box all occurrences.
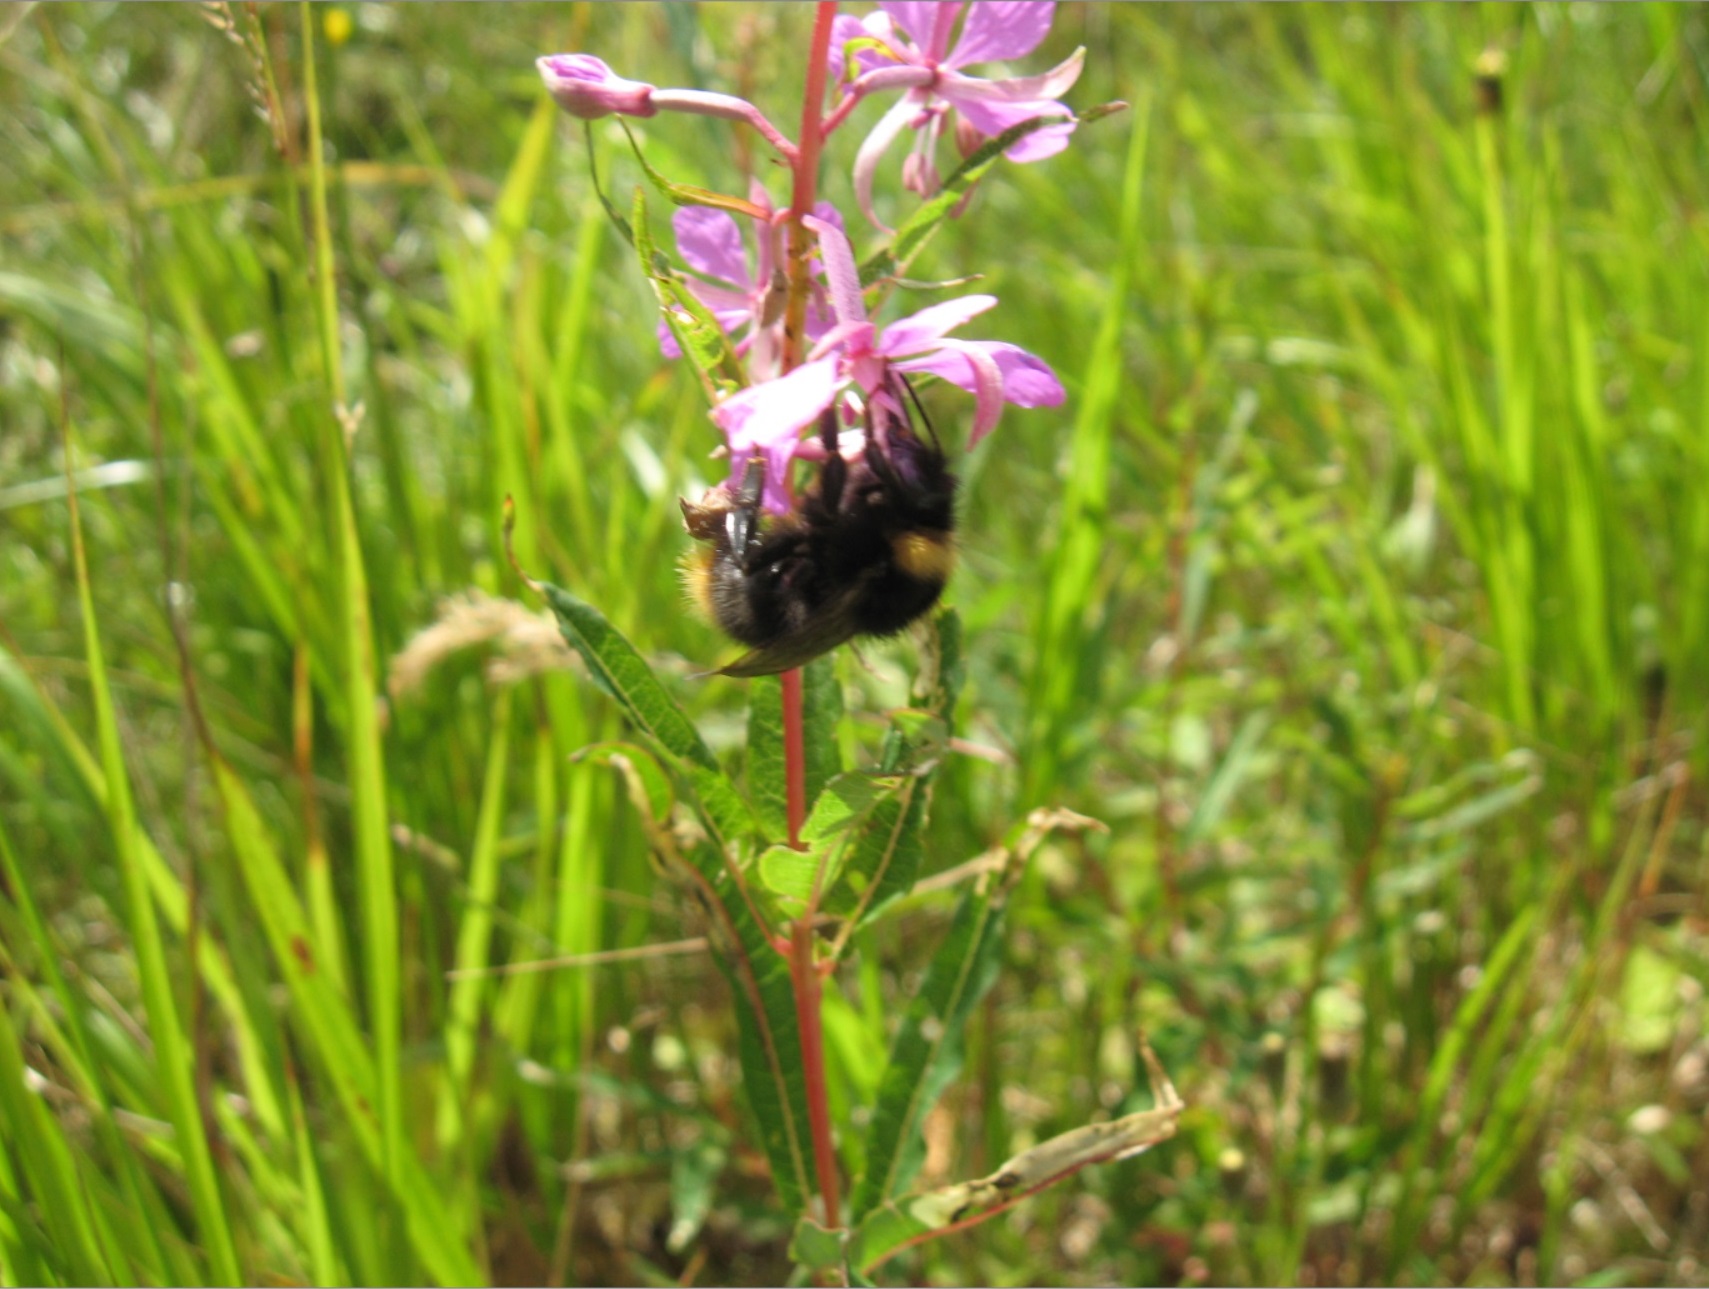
[617,120,770,220]
[64,436,240,1284]
[862,115,1066,288]
[1403,770,1542,843]
[0,648,287,1141]
[746,676,790,839]
[666,1137,727,1255]
[788,1216,847,1272]
[821,773,925,925]
[748,657,844,842]
[1181,710,1272,844]
[629,184,743,397]
[581,121,635,246]
[0,996,112,1285]
[824,614,962,931]
[437,686,515,1152]
[757,843,821,903]
[801,655,844,808]
[852,1083,1180,1275]
[302,1,404,1200]
[800,772,889,846]
[848,863,1013,1217]
[851,808,1103,1219]
[672,840,813,1213]
[287,1076,343,1288]
[487,95,555,277]
[1022,95,1148,800]
[576,741,676,823]
[208,758,480,1286]
[541,580,756,849]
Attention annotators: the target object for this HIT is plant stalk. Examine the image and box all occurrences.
[778,2,843,1238]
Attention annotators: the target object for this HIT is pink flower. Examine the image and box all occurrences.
[710,214,1063,512]
[658,190,839,382]
[536,55,800,161]
[828,2,1084,228]
[536,54,657,119]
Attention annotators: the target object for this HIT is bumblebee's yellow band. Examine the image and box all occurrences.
[891,530,955,583]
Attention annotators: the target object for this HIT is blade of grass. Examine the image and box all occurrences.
[62,415,240,1284]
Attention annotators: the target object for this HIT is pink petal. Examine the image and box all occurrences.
[971,340,1066,406]
[919,339,1006,443]
[1001,118,1075,162]
[672,207,751,289]
[894,339,1063,445]
[877,295,997,357]
[852,92,920,233]
[802,215,867,328]
[536,55,657,119]
[947,2,1056,67]
[810,200,846,235]
[711,358,841,511]
[881,2,960,57]
[946,92,1075,157]
[943,47,1085,102]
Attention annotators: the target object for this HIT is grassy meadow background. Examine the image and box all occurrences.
[3,2,1708,1284]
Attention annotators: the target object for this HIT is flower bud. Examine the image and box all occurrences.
[536,54,657,120]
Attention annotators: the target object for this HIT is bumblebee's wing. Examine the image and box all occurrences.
[715,587,864,678]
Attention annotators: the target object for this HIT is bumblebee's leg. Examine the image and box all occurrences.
[860,395,901,489]
[896,373,942,451]
[814,406,848,514]
[725,455,767,558]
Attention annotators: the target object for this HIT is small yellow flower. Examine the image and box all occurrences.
[323,7,353,48]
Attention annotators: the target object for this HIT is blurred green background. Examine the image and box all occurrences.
[2,2,1707,1285]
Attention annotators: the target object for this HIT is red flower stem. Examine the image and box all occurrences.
[777,1,842,1237]
[791,919,841,1230]
[782,1,837,369]
[820,84,865,138]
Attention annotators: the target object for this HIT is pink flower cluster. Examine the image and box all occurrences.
[538,2,1081,512]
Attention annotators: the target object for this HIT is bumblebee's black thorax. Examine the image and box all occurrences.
[686,419,958,676]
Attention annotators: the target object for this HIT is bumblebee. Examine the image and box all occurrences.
[681,384,957,678]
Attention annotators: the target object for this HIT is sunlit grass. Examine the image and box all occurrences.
[1,3,1706,1285]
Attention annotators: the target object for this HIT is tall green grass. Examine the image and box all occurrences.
[1,4,1706,1285]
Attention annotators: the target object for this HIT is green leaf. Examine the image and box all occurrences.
[821,770,926,926]
[801,772,890,846]
[861,115,1068,288]
[666,1137,728,1255]
[63,438,241,1284]
[577,741,676,824]
[801,655,844,808]
[850,808,1105,1219]
[748,657,844,843]
[581,121,634,247]
[437,686,515,1152]
[851,1085,1181,1275]
[1181,710,1271,844]
[629,184,744,398]
[757,842,820,903]
[848,862,1012,1217]
[789,1216,847,1272]
[208,758,481,1286]
[746,676,790,839]
[540,580,755,849]
[672,840,814,1214]
[823,614,963,932]
[0,989,112,1285]
[617,120,771,220]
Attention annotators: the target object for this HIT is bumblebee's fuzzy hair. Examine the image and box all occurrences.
[681,385,958,677]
